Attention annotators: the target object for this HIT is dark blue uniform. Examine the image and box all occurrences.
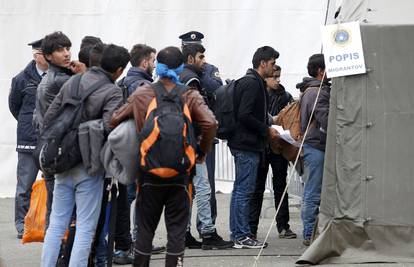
[8,60,42,235]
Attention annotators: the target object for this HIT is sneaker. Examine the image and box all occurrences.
[185,231,202,249]
[279,229,297,239]
[233,236,268,249]
[303,239,311,246]
[113,249,133,265]
[152,245,166,254]
[17,231,23,239]
[201,232,234,250]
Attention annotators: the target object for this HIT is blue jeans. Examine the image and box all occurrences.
[41,165,104,267]
[229,148,260,240]
[301,144,325,240]
[188,163,215,235]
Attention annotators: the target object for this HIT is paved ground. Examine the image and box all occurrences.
[0,193,412,267]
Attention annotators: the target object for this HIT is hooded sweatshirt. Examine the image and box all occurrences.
[296,77,331,151]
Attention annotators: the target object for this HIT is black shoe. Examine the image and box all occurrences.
[152,245,166,254]
[17,232,23,239]
[201,232,234,250]
[113,249,133,265]
[279,228,297,239]
[185,231,202,249]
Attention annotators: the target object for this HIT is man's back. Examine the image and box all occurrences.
[43,67,123,135]
[111,82,216,153]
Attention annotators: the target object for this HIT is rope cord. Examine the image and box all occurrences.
[253,71,326,267]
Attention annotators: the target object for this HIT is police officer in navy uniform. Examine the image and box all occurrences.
[179,31,222,230]
[8,38,48,239]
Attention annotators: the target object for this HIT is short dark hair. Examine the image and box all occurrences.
[89,43,106,67]
[274,65,281,72]
[252,46,279,69]
[182,44,205,63]
[80,36,102,50]
[78,46,93,67]
[78,36,103,67]
[100,44,130,73]
[156,46,183,69]
[41,31,71,55]
[307,54,325,78]
[129,44,156,67]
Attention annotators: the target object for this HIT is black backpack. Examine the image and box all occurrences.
[215,74,256,140]
[138,82,197,182]
[33,74,107,175]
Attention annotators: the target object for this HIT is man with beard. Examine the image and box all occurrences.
[249,65,297,240]
[179,31,222,231]
[228,46,279,249]
[179,43,233,250]
[119,44,156,96]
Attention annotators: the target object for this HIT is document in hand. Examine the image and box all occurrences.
[272,125,301,147]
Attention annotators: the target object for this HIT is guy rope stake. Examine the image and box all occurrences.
[253,71,326,267]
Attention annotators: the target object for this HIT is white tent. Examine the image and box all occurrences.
[0,0,328,197]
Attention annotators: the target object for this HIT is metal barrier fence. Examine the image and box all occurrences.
[215,140,304,199]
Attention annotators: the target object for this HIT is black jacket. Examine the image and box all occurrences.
[9,60,43,152]
[180,64,202,90]
[228,69,270,152]
[268,84,293,116]
[35,63,74,131]
[121,67,153,97]
[297,77,331,151]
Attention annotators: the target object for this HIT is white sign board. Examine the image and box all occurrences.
[321,21,366,78]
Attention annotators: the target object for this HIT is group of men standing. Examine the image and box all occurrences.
[9,29,331,267]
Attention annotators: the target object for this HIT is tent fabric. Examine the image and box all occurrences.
[297,23,414,264]
[326,0,414,25]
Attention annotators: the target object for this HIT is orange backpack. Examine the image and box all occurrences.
[138,82,196,180]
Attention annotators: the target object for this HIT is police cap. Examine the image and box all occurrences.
[27,38,43,50]
[179,31,204,45]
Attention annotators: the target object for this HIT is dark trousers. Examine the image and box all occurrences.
[115,183,132,251]
[134,184,189,267]
[249,152,290,235]
[15,152,38,233]
[204,144,217,223]
[44,174,55,230]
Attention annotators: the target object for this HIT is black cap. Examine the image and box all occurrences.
[28,38,43,50]
[179,31,204,45]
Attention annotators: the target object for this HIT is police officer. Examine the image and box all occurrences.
[179,31,222,230]
[9,38,48,239]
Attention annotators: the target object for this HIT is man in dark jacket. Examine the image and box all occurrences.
[41,44,129,266]
[8,38,48,239]
[119,44,156,97]
[180,43,233,250]
[179,31,222,236]
[228,46,279,249]
[34,31,84,229]
[111,46,216,267]
[297,54,330,246]
[249,65,297,239]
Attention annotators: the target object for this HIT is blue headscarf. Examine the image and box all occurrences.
[155,62,184,84]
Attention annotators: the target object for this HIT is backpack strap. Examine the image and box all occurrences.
[151,81,187,108]
[80,78,109,101]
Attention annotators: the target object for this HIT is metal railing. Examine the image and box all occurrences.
[215,140,304,199]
